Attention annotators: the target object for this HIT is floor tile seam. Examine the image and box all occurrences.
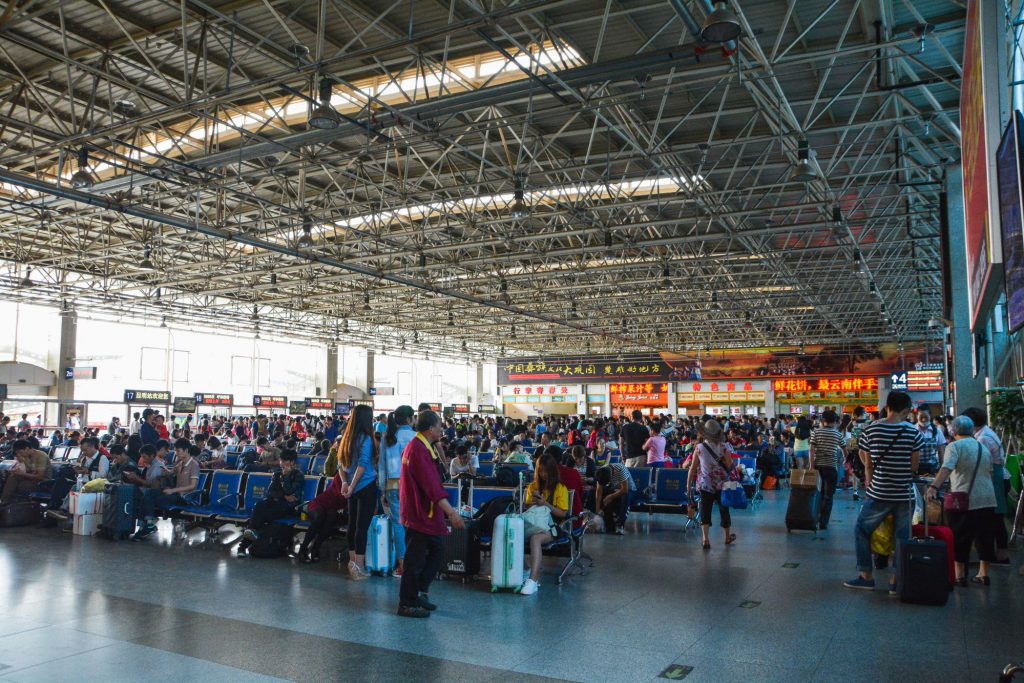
[0,641,122,676]
[0,623,52,641]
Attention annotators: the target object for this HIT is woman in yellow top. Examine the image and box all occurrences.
[520,453,569,596]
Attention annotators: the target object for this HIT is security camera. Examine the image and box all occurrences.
[927,318,946,329]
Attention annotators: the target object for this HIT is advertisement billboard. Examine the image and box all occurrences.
[997,110,1024,332]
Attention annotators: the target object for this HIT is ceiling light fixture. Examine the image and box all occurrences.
[269,273,279,294]
[159,315,167,328]
[789,140,818,183]
[700,1,742,43]
[139,246,154,270]
[852,251,867,275]
[308,77,341,130]
[363,291,371,311]
[297,216,314,248]
[510,176,530,218]
[19,266,34,288]
[70,148,95,189]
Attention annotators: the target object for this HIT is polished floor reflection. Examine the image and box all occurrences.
[0,489,1019,682]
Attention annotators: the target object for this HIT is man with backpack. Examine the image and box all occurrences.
[620,410,649,468]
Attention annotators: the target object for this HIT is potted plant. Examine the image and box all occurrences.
[988,387,1024,492]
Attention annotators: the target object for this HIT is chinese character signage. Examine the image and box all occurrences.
[907,369,944,391]
[305,398,333,410]
[771,377,878,393]
[498,343,927,384]
[449,404,470,414]
[253,395,287,409]
[123,389,171,403]
[194,393,233,406]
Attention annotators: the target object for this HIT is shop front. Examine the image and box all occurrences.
[676,380,769,416]
[773,377,880,415]
[501,384,580,420]
[609,383,670,418]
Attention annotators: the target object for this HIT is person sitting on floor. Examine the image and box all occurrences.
[519,453,569,596]
[595,462,632,535]
[238,450,305,555]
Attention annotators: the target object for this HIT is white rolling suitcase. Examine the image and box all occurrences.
[491,473,526,592]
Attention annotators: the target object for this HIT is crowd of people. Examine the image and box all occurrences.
[0,392,1015,614]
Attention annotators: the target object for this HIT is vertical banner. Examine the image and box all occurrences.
[961,0,1004,330]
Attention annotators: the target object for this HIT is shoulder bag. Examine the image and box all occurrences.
[943,444,983,513]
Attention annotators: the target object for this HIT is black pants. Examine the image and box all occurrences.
[995,479,1010,551]
[399,530,443,606]
[347,482,378,554]
[299,510,341,553]
[947,508,997,563]
[249,498,295,533]
[818,466,838,529]
[601,494,627,532]
[48,465,77,509]
[698,489,731,528]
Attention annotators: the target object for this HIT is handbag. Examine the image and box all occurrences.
[943,444,983,513]
[522,504,555,537]
[720,482,748,509]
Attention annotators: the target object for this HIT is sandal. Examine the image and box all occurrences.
[725,534,737,545]
[955,577,967,587]
[971,576,990,586]
[702,540,711,550]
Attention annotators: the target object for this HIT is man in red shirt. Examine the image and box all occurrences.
[397,410,464,618]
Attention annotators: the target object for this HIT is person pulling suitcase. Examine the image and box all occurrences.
[843,391,925,596]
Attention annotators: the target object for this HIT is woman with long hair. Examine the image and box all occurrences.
[379,405,416,576]
[520,453,569,595]
[338,404,379,579]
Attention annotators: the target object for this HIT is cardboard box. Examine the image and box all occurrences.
[73,513,101,536]
[68,492,105,516]
[790,469,821,490]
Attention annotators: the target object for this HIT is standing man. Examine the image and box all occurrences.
[807,410,844,531]
[129,412,142,436]
[620,410,649,468]
[397,410,464,618]
[844,391,924,595]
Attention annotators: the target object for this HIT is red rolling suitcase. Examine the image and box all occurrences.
[913,523,955,590]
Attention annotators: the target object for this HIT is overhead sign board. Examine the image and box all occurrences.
[253,395,287,409]
[907,369,944,391]
[194,393,233,406]
[449,404,470,414]
[477,405,497,414]
[288,400,308,415]
[369,386,394,396]
[890,371,908,391]
[305,397,333,410]
[65,367,97,380]
[334,402,351,416]
[173,396,197,413]
[424,402,442,412]
[123,389,171,403]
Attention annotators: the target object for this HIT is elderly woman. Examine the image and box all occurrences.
[925,415,997,586]
[686,419,737,550]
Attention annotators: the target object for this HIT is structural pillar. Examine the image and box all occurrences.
[326,344,338,400]
[55,309,77,426]
[366,350,375,394]
[475,362,484,408]
[945,166,987,413]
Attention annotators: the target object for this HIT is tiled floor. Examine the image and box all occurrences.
[0,488,1019,682]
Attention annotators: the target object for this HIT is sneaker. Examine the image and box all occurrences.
[843,576,876,591]
[615,528,624,536]
[852,493,860,501]
[348,561,368,580]
[132,524,157,541]
[888,582,899,597]
[45,510,68,521]
[416,593,437,611]
[241,528,257,541]
[519,578,539,595]
[397,604,430,618]
[391,566,404,578]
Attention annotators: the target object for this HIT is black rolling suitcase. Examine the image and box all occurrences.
[897,513,949,606]
[0,501,42,527]
[442,518,481,578]
[99,483,136,540]
[785,486,820,532]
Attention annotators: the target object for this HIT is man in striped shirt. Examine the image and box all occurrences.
[844,391,924,594]
[808,410,844,530]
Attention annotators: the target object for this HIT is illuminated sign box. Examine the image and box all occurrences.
[772,377,879,393]
[305,398,333,410]
[253,395,287,409]
[450,404,470,414]
[123,389,171,403]
[194,393,233,406]
[907,370,944,391]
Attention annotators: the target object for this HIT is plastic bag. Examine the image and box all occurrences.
[870,514,895,556]
[81,478,108,493]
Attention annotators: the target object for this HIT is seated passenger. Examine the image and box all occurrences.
[297,470,346,564]
[519,453,569,596]
[245,436,280,472]
[565,444,596,486]
[238,450,306,555]
[45,436,108,520]
[203,436,228,469]
[449,444,477,478]
[133,444,200,539]
[106,444,139,483]
[0,439,50,504]
[595,462,631,535]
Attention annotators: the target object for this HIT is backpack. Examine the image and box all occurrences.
[474,495,514,536]
[246,525,293,558]
[495,465,518,488]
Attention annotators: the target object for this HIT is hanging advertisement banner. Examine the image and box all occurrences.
[961,0,1004,330]
[498,343,928,384]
